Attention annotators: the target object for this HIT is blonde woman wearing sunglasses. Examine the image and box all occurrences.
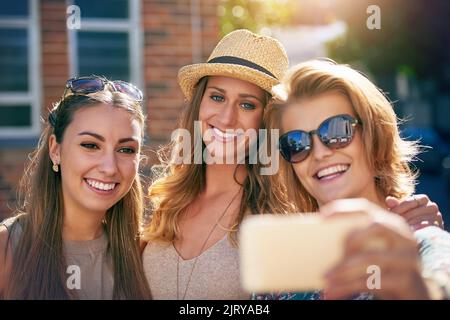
[261,59,450,299]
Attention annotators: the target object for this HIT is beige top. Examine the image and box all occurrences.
[143,235,250,300]
[1,216,114,300]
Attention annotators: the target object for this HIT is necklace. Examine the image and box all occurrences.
[176,188,242,300]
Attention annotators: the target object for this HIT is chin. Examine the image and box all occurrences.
[315,191,350,205]
[205,147,237,164]
[84,200,117,214]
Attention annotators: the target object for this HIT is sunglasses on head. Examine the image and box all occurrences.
[278,114,361,163]
[63,76,143,102]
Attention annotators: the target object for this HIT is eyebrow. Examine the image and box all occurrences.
[207,86,264,104]
[78,131,139,144]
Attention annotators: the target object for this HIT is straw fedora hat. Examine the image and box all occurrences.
[178,29,289,101]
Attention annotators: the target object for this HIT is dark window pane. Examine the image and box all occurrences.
[0,0,28,17]
[0,29,28,91]
[0,106,31,127]
[74,0,128,18]
[78,32,129,81]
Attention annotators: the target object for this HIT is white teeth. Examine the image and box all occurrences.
[317,164,349,179]
[86,179,116,191]
[213,127,237,139]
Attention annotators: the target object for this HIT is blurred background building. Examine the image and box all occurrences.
[1,0,449,228]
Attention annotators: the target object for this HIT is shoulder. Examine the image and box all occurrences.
[139,239,148,254]
[414,226,450,265]
[0,224,11,262]
[414,226,450,251]
[0,224,9,255]
[0,224,13,297]
[414,227,450,299]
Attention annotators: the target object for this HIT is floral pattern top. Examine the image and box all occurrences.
[253,226,450,300]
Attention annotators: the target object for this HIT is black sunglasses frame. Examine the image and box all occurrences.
[279,114,360,163]
[63,76,143,102]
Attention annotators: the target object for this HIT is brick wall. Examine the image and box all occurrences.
[0,150,29,221]
[41,0,70,115]
[142,0,219,164]
[0,0,219,220]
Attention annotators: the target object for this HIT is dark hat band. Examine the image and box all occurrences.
[207,56,277,79]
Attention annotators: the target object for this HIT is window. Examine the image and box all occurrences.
[68,0,143,89]
[0,0,41,139]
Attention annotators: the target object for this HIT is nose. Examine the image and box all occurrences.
[217,100,237,127]
[98,150,118,177]
[310,134,333,161]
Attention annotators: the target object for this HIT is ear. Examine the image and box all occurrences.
[48,134,61,164]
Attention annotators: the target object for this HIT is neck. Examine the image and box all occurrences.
[62,206,106,241]
[204,163,246,196]
[357,180,386,209]
[318,181,387,210]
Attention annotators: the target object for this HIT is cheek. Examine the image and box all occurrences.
[119,157,139,178]
[292,162,309,185]
[198,99,211,121]
[246,107,263,126]
[249,111,263,130]
[351,133,372,172]
[60,147,88,175]
[198,108,206,122]
[198,103,212,133]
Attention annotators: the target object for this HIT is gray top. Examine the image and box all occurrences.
[142,235,250,300]
[1,216,114,300]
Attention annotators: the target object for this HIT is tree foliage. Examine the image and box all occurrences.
[327,0,450,89]
[218,0,297,36]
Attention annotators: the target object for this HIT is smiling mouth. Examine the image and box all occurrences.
[84,178,118,192]
[314,164,350,181]
[208,125,239,142]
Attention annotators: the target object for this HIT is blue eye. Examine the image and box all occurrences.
[241,102,256,110]
[81,143,99,149]
[211,95,224,102]
[118,147,136,154]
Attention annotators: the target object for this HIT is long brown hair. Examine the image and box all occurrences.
[5,91,151,299]
[266,59,419,212]
[143,77,295,245]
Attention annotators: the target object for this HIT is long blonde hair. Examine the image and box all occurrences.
[6,91,151,299]
[266,59,419,212]
[143,77,294,244]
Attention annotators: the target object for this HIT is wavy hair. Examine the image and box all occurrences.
[265,59,419,212]
[5,90,151,299]
[143,77,295,245]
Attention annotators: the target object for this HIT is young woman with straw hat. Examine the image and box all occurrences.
[141,30,443,300]
[141,29,292,300]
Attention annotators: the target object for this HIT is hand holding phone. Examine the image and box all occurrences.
[239,212,372,293]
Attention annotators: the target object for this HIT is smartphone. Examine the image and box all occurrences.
[239,213,373,293]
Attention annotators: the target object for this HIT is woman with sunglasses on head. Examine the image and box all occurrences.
[262,59,450,299]
[0,77,151,299]
[140,30,443,300]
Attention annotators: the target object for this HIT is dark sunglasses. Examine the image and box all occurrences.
[63,76,143,102]
[279,114,360,163]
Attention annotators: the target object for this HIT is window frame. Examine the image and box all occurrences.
[67,0,143,92]
[0,0,42,139]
